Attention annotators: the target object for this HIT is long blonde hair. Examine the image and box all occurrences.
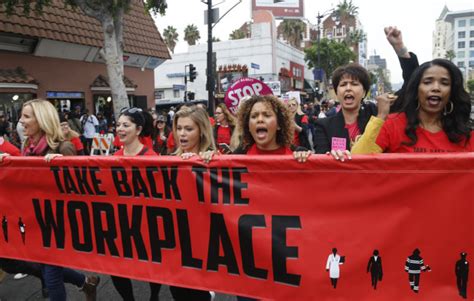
[23,99,64,150]
[287,98,304,117]
[172,106,216,155]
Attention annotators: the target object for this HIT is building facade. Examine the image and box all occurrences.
[0,0,170,123]
[154,10,315,106]
[433,7,474,83]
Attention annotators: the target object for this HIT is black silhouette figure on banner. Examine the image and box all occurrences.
[18,217,25,244]
[2,215,7,242]
[326,248,345,288]
[367,249,383,289]
[404,248,431,293]
[455,252,469,299]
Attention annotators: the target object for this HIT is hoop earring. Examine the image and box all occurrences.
[416,102,420,110]
[443,101,454,116]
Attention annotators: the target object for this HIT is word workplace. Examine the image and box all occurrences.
[30,165,302,286]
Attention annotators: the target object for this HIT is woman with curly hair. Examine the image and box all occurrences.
[352,58,473,154]
[233,95,311,162]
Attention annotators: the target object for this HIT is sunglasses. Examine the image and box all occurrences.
[120,107,143,114]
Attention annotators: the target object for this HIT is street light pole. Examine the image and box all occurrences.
[207,0,214,114]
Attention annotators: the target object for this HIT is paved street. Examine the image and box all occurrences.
[0,272,236,300]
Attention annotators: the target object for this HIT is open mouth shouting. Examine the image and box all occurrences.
[343,94,355,104]
[426,95,442,107]
[255,126,269,140]
[179,138,189,148]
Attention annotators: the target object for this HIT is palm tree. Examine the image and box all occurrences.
[279,20,306,49]
[229,29,246,40]
[445,50,456,61]
[345,29,366,45]
[184,24,200,46]
[163,26,178,54]
[336,0,358,18]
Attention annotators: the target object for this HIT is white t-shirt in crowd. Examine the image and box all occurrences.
[80,114,99,138]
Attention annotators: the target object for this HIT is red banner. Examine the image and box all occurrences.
[0,154,472,300]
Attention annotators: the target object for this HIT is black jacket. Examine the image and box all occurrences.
[313,102,377,154]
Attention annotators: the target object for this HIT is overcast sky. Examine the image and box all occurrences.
[154,0,473,84]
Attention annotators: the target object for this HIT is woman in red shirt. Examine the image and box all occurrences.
[213,103,235,153]
[232,95,311,162]
[111,107,159,299]
[353,59,473,154]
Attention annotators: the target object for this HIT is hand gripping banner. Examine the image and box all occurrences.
[0,154,472,300]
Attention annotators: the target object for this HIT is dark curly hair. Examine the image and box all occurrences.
[402,59,471,146]
[237,95,293,150]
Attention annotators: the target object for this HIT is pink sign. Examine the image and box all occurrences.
[331,137,347,151]
[224,78,273,115]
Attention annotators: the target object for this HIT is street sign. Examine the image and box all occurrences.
[204,8,219,25]
[224,77,273,115]
[251,62,260,70]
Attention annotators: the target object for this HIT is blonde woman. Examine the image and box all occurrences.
[173,105,216,162]
[287,98,311,149]
[0,99,99,301]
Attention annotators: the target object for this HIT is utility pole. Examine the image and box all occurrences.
[207,0,214,115]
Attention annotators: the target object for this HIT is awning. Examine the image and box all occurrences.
[0,67,38,90]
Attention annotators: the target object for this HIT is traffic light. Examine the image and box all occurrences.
[189,64,197,82]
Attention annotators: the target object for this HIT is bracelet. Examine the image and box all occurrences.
[396,46,408,57]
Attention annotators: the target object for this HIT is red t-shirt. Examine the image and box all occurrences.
[114,145,157,156]
[167,131,176,153]
[114,135,154,150]
[344,121,361,143]
[0,139,20,156]
[216,126,232,145]
[246,144,292,155]
[376,113,474,153]
[70,137,84,152]
[293,115,309,146]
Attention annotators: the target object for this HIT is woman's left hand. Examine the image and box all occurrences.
[327,150,352,162]
[180,152,196,160]
[293,150,312,163]
[44,154,63,162]
[199,150,215,163]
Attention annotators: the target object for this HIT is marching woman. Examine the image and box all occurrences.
[111,107,161,300]
[352,58,473,154]
[0,99,99,301]
[233,95,311,161]
[173,105,216,163]
[213,103,236,153]
[159,104,215,300]
[231,95,311,301]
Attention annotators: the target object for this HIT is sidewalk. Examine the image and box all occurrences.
[0,272,236,300]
